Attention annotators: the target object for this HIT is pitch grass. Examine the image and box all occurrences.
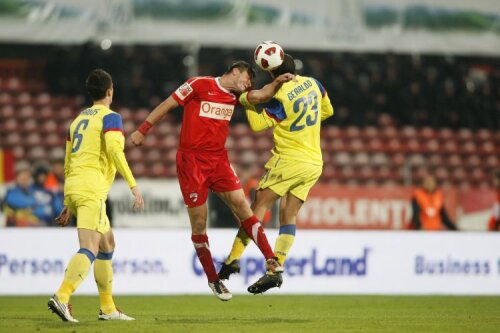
[0,295,499,333]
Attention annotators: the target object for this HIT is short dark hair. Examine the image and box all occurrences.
[85,69,113,101]
[272,54,296,76]
[226,60,256,79]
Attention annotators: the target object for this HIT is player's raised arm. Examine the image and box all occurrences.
[245,73,294,105]
[239,92,276,132]
[131,95,179,146]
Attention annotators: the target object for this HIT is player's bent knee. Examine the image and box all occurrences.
[191,219,207,234]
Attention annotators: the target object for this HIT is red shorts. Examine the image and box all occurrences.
[176,150,242,207]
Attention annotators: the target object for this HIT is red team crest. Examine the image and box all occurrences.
[176,82,193,100]
[189,192,198,203]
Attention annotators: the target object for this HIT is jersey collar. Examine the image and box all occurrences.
[215,77,232,94]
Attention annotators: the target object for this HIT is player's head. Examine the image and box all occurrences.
[271,54,295,78]
[224,61,255,94]
[86,69,113,102]
[14,163,32,189]
[421,174,437,193]
[33,164,49,186]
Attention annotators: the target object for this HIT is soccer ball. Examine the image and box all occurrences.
[254,41,284,71]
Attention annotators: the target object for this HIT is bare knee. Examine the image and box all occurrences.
[99,231,116,253]
[191,216,207,234]
[232,196,252,220]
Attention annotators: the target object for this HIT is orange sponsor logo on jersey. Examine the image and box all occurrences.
[199,101,234,121]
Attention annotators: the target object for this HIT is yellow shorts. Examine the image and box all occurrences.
[67,194,110,235]
[258,155,322,201]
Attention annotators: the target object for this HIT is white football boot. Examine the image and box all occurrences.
[98,309,135,321]
[48,295,79,323]
[208,280,232,301]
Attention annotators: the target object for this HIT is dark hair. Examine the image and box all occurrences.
[85,69,113,101]
[225,60,256,79]
[272,53,296,76]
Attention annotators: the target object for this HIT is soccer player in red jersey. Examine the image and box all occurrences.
[131,61,292,300]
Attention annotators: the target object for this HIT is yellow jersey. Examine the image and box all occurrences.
[64,104,136,201]
[240,75,334,165]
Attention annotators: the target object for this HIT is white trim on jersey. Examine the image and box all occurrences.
[215,77,232,94]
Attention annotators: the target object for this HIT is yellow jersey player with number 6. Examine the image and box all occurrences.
[48,69,144,323]
[219,54,333,293]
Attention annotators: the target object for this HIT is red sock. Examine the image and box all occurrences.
[241,215,275,259]
[191,234,218,283]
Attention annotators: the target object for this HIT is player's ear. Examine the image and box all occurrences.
[232,68,241,77]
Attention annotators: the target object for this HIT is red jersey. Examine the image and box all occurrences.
[171,76,238,152]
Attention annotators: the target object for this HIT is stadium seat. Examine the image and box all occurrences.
[27,146,46,160]
[5,132,21,146]
[409,153,427,167]
[427,154,443,167]
[12,146,25,159]
[333,152,352,166]
[165,149,177,163]
[235,136,255,150]
[146,149,162,163]
[352,152,370,166]
[231,123,251,138]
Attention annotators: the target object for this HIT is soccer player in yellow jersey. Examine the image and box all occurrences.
[218,54,334,293]
[47,69,144,322]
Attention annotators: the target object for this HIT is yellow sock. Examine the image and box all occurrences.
[56,250,94,303]
[274,224,296,266]
[94,252,116,314]
[225,227,251,264]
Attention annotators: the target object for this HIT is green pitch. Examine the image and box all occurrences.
[0,295,499,333]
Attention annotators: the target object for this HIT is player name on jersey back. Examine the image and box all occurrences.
[199,101,234,121]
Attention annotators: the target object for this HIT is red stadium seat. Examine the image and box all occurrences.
[381,125,398,139]
[333,152,352,166]
[352,152,370,166]
[5,132,21,146]
[323,126,341,139]
[231,123,251,138]
[146,149,162,163]
[425,139,439,153]
[345,126,361,139]
[427,154,443,167]
[443,140,458,154]
[391,153,406,167]
[27,146,46,160]
[408,153,427,167]
[448,154,463,167]
[0,92,12,104]
[235,136,254,150]
[12,146,26,159]
[131,162,146,176]
[419,126,436,140]
[401,126,418,139]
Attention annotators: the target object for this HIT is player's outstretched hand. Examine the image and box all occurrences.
[131,131,145,146]
[131,186,145,211]
[274,73,295,84]
[55,206,72,227]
